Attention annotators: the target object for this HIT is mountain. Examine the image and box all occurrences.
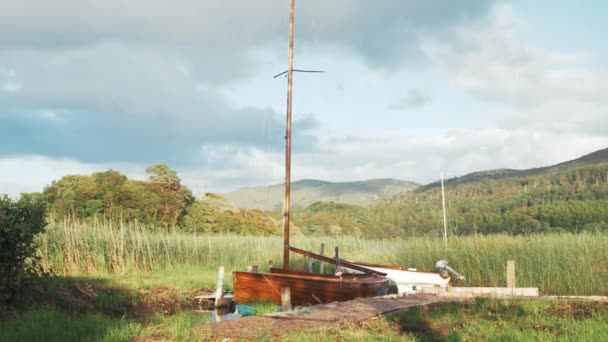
[222,178,420,210]
[418,147,608,192]
[289,147,608,238]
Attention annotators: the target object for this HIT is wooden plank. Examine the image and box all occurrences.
[264,294,439,322]
[507,260,516,288]
[214,266,225,307]
[289,246,386,276]
[306,256,313,273]
[420,286,538,298]
[197,294,441,338]
[281,287,292,312]
[319,243,325,274]
[544,295,608,302]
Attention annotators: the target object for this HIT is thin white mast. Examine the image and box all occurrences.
[441,172,447,245]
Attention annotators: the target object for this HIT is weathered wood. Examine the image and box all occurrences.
[306,256,313,273]
[421,286,538,298]
[289,246,386,276]
[319,243,325,274]
[544,295,608,302]
[281,287,292,312]
[507,260,516,288]
[214,266,225,308]
[335,246,342,272]
[199,294,439,338]
[233,269,389,306]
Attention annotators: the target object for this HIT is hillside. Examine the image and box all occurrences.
[418,147,608,191]
[222,178,420,210]
[289,146,608,237]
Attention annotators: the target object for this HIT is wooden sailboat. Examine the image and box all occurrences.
[232,0,389,306]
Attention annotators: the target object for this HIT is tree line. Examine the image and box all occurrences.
[286,163,608,237]
[13,162,608,238]
[37,164,279,235]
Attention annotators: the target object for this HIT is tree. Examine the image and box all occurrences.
[145,164,194,227]
[0,194,46,304]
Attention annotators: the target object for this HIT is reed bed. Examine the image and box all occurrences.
[392,234,608,295]
[37,220,608,295]
[37,219,398,276]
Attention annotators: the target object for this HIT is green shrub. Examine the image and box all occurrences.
[0,194,46,304]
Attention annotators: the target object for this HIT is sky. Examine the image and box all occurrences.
[1,0,608,197]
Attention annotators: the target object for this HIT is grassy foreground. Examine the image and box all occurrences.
[3,296,608,341]
[2,221,607,341]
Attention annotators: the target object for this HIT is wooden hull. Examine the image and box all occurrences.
[233,270,389,306]
[346,260,450,294]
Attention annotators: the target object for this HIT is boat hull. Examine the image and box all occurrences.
[233,270,389,306]
[346,261,450,294]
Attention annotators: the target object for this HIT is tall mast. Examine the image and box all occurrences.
[283,0,295,269]
[441,172,447,245]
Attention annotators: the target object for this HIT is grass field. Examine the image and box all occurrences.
[38,220,608,295]
[2,221,607,341]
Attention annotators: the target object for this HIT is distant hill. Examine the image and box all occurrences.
[222,178,420,210]
[289,147,608,237]
[418,147,608,192]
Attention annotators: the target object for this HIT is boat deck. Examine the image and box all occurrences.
[197,293,439,339]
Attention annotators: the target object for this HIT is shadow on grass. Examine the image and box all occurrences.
[12,274,214,319]
[1,275,215,342]
[387,305,450,342]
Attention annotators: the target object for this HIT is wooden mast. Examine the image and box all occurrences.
[283,0,295,270]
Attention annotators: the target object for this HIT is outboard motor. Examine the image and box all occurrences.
[435,260,465,280]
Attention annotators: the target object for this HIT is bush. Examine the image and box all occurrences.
[0,194,46,305]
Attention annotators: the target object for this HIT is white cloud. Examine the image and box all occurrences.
[2,2,607,199]
[0,156,147,198]
[388,88,431,110]
[423,4,608,135]
[179,129,608,194]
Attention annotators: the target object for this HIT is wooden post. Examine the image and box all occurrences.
[306,255,313,273]
[268,260,273,270]
[507,260,516,288]
[252,265,259,273]
[334,246,340,273]
[281,287,292,312]
[319,243,325,274]
[214,266,225,308]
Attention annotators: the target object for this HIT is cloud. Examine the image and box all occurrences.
[423,4,608,135]
[388,88,431,110]
[3,126,607,199]
[0,1,499,167]
[176,128,608,194]
[0,156,146,198]
[4,1,607,199]
[0,41,320,164]
[0,1,499,68]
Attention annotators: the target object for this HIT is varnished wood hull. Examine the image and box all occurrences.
[233,270,389,306]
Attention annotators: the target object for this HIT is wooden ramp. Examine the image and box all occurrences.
[197,293,439,339]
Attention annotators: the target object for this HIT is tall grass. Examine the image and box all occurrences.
[37,219,398,276]
[38,219,608,295]
[393,234,608,295]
